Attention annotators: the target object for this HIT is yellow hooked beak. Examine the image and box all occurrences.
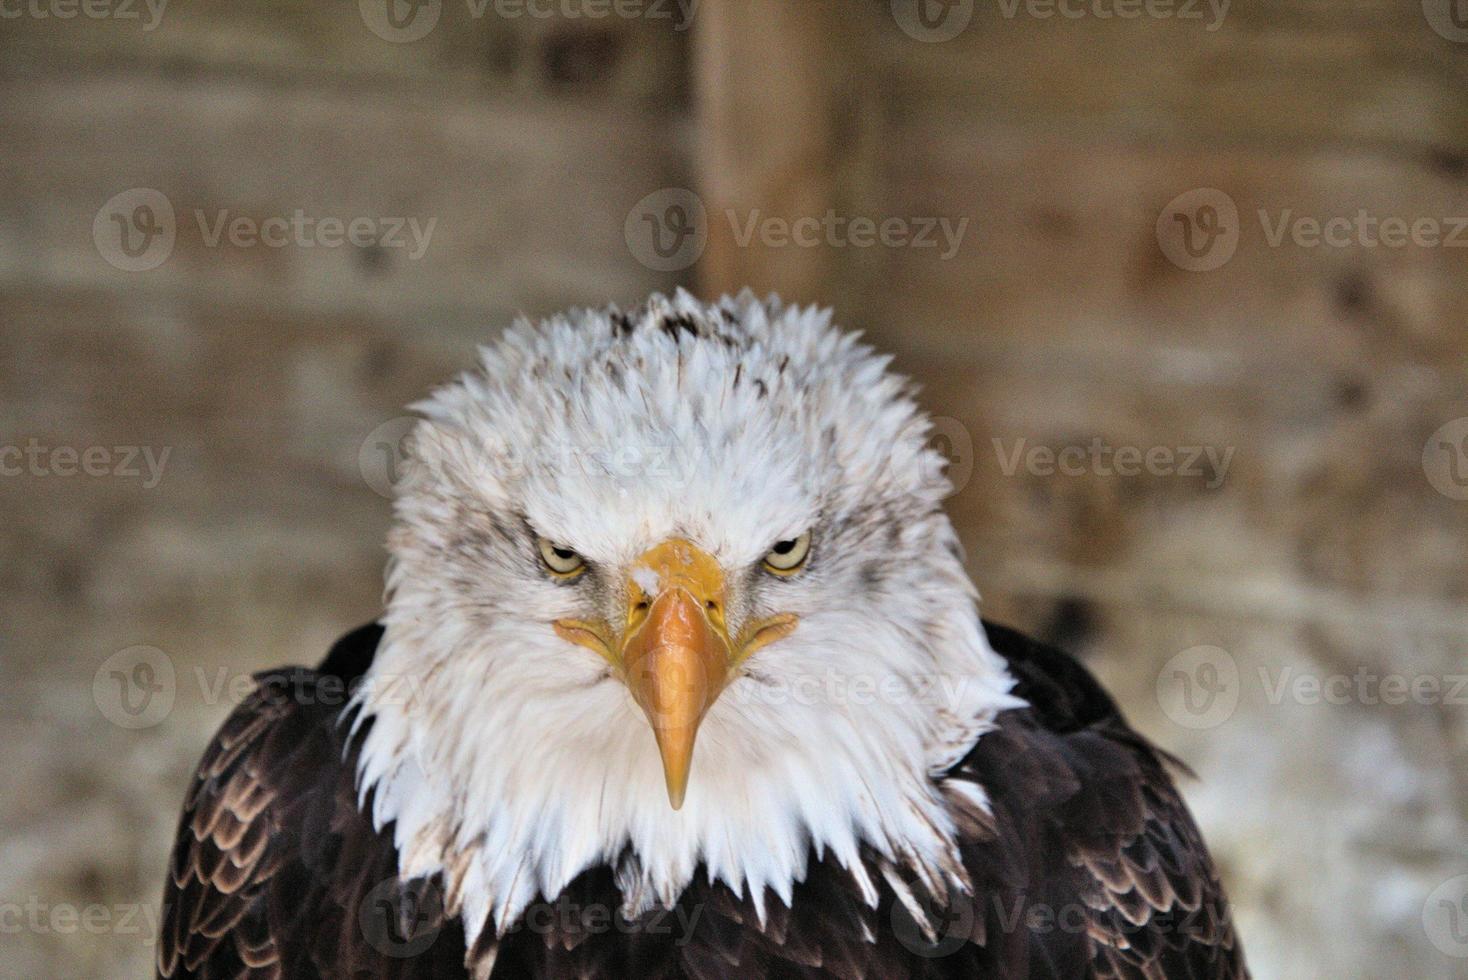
[554,539,796,810]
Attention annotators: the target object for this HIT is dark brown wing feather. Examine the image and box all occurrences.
[957,621,1249,979]
[157,624,471,980]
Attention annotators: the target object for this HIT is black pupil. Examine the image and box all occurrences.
[772,540,796,555]
[552,548,576,560]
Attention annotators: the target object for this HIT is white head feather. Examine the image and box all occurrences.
[353,290,1021,951]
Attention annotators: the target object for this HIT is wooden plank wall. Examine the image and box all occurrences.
[2,2,1466,978]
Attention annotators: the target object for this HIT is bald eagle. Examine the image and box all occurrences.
[159,292,1247,979]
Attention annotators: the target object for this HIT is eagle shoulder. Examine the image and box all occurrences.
[939,620,1249,978]
[157,623,469,980]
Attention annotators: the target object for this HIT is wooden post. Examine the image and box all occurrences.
[692,0,844,304]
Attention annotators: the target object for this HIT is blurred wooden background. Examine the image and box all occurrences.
[2,1,1466,977]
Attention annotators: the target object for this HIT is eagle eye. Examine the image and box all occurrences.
[762,533,812,575]
[538,538,586,578]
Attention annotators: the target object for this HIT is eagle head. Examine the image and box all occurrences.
[353,290,1019,938]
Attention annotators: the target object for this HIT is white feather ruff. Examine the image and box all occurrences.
[352,291,1022,952]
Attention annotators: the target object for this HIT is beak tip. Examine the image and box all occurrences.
[662,763,690,810]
